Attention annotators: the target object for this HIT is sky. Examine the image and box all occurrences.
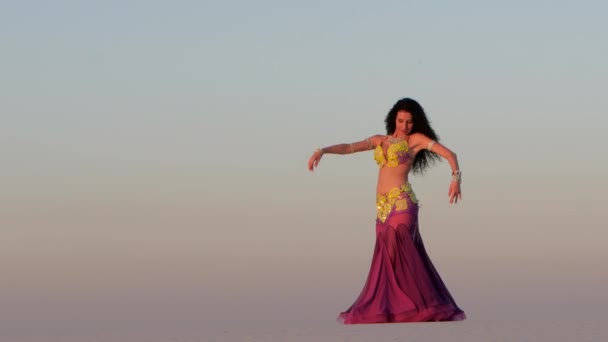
[1,0,608,337]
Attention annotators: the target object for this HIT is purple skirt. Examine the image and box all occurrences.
[338,185,465,324]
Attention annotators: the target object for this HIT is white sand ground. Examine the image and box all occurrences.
[3,319,607,342]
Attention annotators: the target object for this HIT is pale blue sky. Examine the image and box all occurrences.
[1,0,608,336]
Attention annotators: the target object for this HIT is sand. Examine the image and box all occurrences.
[3,319,607,342]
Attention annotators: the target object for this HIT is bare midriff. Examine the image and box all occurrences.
[376,162,413,195]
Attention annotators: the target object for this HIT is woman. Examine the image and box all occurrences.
[308,98,466,324]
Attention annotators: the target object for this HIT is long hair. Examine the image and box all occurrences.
[384,98,441,174]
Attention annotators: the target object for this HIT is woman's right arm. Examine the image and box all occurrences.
[308,135,382,171]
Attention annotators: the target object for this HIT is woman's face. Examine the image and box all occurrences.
[395,110,413,136]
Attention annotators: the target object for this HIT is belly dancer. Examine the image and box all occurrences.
[308,97,466,323]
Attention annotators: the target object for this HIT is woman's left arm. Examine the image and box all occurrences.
[412,134,462,204]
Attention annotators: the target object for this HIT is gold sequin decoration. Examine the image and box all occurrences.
[395,199,408,211]
[374,140,410,167]
[376,183,419,222]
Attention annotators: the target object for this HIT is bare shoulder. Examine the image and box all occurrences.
[367,134,386,147]
[409,133,434,153]
[409,133,432,144]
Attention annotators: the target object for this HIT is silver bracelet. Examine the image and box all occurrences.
[451,170,462,183]
[315,148,324,156]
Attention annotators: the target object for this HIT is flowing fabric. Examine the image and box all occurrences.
[338,184,466,324]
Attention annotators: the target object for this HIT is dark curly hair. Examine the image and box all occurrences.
[384,98,441,174]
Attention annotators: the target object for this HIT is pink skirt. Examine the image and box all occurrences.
[338,184,466,324]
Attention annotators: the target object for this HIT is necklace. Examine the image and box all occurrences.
[387,135,407,144]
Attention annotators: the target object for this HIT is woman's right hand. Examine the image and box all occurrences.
[308,149,323,171]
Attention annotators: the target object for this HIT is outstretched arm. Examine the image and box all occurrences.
[412,133,462,204]
[308,135,382,171]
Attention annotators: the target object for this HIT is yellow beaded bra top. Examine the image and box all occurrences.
[373,137,413,167]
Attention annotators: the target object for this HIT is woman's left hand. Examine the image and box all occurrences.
[448,181,462,204]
